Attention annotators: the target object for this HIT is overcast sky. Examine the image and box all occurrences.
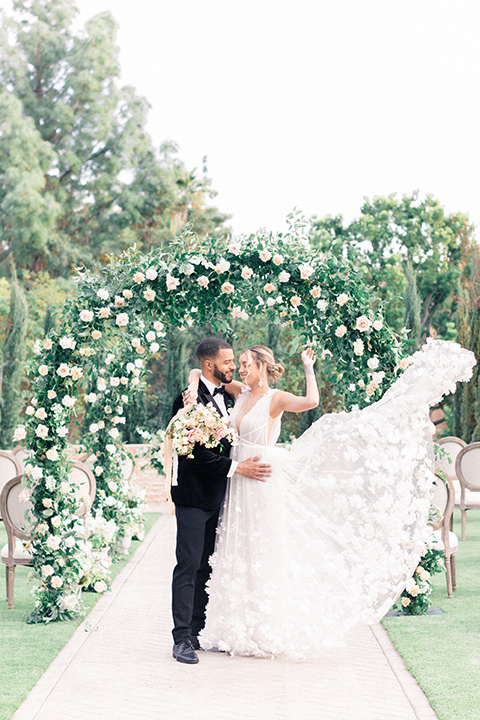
[7,0,480,237]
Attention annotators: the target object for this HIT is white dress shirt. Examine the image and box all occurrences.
[200,375,238,477]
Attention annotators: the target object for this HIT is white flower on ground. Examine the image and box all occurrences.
[221,282,234,294]
[57,364,70,378]
[62,395,75,408]
[367,357,379,370]
[298,263,314,279]
[38,364,49,376]
[79,310,94,322]
[116,313,129,327]
[335,325,347,338]
[133,272,145,283]
[146,267,158,280]
[197,275,209,288]
[241,267,254,280]
[13,426,26,442]
[355,315,372,332]
[259,249,272,262]
[166,274,180,291]
[353,339,364,356]
[36,424,49,439]
[144,288,156,301]
[279,271,290,283]
[94,580,108,593]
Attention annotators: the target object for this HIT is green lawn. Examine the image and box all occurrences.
[0,512,160,720]
[383,509,480,720]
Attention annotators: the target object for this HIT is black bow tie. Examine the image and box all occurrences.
[213,386,226,397]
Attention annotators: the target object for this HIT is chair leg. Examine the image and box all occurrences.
[444,552,453,598]
[451,554,457,592]
[5,564,8,602]
[461,509,466,541]
[7,565,15,610]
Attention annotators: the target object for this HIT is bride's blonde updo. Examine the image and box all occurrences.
[244,345,285,382]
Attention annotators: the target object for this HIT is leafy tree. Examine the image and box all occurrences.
[0,269,28,447]
[0,0,230,276]
[311,192,474,336]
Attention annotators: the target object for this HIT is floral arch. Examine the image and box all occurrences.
[17,220,408,623]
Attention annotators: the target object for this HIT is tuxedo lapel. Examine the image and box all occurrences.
[197,380,222,416]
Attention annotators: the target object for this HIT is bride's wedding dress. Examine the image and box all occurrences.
[199,339,475,659]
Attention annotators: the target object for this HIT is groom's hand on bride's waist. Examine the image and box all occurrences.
[236,457,271,482]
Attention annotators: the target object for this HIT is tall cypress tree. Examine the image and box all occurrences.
[0,273,28,447]
[403,259,422,349]
[455,282,470,438]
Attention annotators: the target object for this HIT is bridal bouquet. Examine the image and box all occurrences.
[168,403,236,459]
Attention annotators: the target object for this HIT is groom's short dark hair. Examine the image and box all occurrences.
[197,337,232,362]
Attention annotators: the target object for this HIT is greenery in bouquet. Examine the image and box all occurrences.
[168,403,237,459]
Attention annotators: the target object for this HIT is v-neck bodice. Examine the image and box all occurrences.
[229,388,282,448]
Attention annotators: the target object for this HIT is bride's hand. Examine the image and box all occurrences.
[301,348,316,367]
[182,384,198,406]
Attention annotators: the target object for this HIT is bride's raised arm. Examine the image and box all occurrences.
[270,348,319,418]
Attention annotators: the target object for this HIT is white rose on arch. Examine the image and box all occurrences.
[79,309,93,322]
[97,289,109,301]
[116,313,129,327]
[166,274,180,291]
[355,315,372,332]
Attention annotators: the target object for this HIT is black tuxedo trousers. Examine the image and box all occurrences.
[170,382,234,644]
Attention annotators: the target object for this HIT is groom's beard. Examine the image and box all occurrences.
[213,364,233,385]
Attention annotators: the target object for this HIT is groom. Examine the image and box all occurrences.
[171,336,271,664]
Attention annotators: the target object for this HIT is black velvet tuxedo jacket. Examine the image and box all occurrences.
[170,380,235,511]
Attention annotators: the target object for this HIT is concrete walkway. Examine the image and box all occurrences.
[12,510,438,720]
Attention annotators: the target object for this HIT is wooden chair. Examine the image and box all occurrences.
[120,452,135,482]
[0,451,23,520]
[1,462,96,609]
[455,442,480,540]
[436,436,466,527]
[1,475,34,609]
[430,471,458,598]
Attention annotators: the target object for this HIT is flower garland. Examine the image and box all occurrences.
[15,221,410,623]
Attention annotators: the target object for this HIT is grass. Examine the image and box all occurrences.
[383,509,480,720]
[0,512,160,720]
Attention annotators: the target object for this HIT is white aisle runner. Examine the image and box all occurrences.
[12,512,438,720]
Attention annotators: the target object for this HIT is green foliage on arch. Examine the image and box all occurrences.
[17,221,409,622]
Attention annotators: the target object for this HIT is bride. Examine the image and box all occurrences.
[187,340,474,660]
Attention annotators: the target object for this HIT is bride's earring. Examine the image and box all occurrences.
[258,378,263,387]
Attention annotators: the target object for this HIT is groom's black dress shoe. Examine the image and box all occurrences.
[172,640,199,664]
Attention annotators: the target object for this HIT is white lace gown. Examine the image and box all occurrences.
[199,340,475,659]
